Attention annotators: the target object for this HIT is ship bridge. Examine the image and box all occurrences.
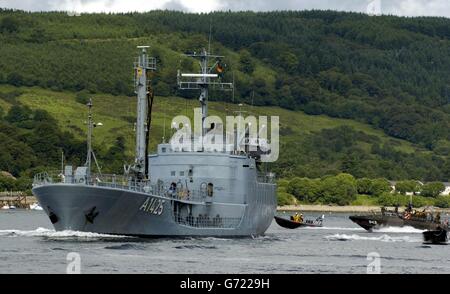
[149,143,275,206]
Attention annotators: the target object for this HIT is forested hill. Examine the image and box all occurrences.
[0,10,449,185]
[0,10,449,149]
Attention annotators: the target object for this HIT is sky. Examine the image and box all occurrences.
[0,0,449,18]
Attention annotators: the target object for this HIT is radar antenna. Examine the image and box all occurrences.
[177,48,233,149]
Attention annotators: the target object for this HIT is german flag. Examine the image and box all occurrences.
[216,62,224,77]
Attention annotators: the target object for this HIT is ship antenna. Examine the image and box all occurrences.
[232,71,235,104]
[177,48,233,151]
[251,90,255,115]
[162,106,166,143]
[86,98,93,178]
[61,150,64,176]
[208,20,212,54]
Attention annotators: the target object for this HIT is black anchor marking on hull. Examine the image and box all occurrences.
[85,206,99,224]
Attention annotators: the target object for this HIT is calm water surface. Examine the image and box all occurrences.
[0,210,448,274]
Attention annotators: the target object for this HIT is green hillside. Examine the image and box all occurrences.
[1,85,447,183]
[0,10,449,149]
[0,10,449,188]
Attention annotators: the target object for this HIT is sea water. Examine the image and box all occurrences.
[0,210,448,274]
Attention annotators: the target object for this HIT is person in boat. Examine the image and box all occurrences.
[292,213,301,223]
[403,210,412,220]
[299,213,304,223]
[435,212,441,224]
[406,203,413,213]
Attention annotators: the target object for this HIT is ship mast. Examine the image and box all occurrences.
[133,46,156,179]
[86,98,93,177]
[85,98,103,178]
[177,48,233,148]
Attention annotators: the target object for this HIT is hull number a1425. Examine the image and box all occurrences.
[140,197,165,215]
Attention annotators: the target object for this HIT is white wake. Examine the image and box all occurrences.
[0,227,128,239]
[325,233,421,243]
[304,226,364,232]
[373,226,425,234]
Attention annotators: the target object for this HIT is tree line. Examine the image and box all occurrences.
[278,174,450,208]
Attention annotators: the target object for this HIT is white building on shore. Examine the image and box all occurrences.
[443,183,450,196]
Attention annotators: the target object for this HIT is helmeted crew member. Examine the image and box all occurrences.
[404,211,411,220]
[406,203,413,213]
[435,212,441,223]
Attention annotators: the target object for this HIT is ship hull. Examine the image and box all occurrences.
[32,184,276,237]
[349,215,444,231]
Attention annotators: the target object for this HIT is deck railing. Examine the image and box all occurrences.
[33,171,214,203]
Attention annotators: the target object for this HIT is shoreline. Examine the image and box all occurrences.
[277,204,450,214]
[2,198,449,214]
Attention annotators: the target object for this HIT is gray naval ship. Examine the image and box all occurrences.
[32,46,277,237]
